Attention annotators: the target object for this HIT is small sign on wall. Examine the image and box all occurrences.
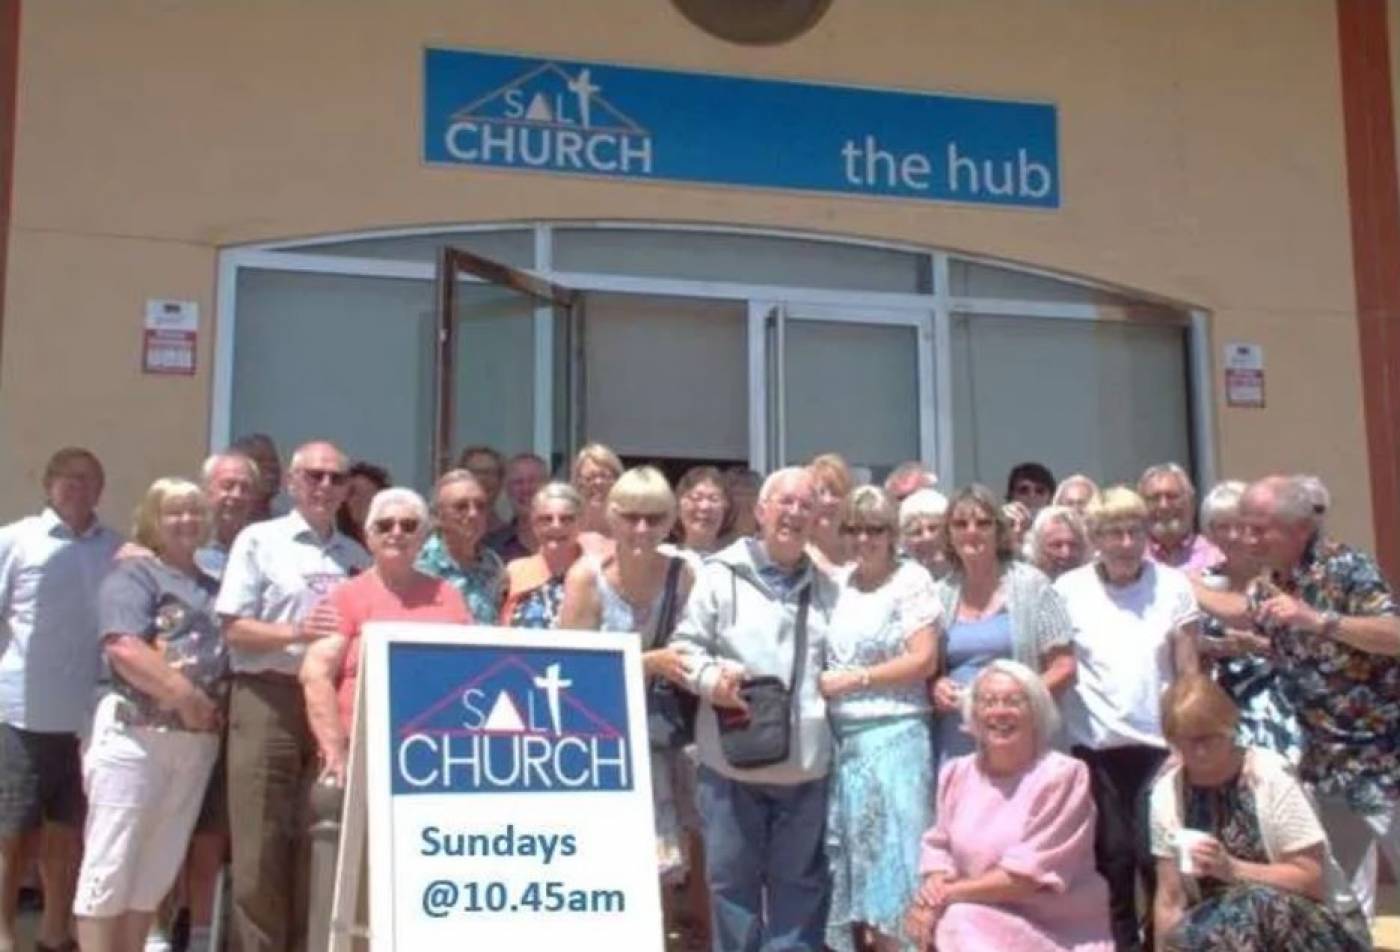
[1223,342,1264,408]
[143,299,198,375]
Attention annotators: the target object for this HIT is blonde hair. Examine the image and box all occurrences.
[807,452,853,498]
[571,443,623,482]
[131,477,210,553]
[842,485,898,532]
[1085,485,1148,533]
[1161,675,1240,744]
[607,465,676,516]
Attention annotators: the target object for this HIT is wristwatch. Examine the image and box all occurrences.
[1320,610,1341,638]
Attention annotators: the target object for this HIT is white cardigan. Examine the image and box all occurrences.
[1148,746,1360,917]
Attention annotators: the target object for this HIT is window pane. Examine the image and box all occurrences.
[232,270,434,490]
[452,281,537,460]
[555,228,926,293]
[950,259,1139,305]
[582,293,747,462]
[281,230,534,267]
[950,313,1192,489]
[784,319,919,476]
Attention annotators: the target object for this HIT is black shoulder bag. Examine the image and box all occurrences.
[646,557,697,749]
[716,584,811,769]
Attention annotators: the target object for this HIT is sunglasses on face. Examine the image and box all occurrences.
[616,511,669,527]
[371,517,421,535]
[840,524,890,537]
[444,498,488,514]
[300,467,348,487]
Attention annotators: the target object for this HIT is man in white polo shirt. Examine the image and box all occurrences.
[216,441,369,952]
[0,447,122,952]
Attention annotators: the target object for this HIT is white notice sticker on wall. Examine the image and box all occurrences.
[1223,341,1264,408]
[142,299,198,376]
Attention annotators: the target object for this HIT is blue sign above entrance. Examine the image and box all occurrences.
[423,48,1060,209]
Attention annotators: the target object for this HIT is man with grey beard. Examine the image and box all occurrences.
[1138,462,1221,574]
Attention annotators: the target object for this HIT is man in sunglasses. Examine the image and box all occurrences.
[215,441,370,952]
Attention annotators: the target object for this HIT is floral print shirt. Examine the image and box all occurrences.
[1248,535,1400,812]
[415,533,506,625]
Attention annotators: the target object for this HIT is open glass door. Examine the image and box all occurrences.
[752,300,936,483]
[434,246,582,477]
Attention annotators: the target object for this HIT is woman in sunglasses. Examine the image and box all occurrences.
[820,485,941,952]
[300,487,470,784]
[558,467,695,875]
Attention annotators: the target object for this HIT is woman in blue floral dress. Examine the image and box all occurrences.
[501,482,584,629]
[820,486,941,952]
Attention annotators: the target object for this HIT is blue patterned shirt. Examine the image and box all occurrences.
[415,533,505,625]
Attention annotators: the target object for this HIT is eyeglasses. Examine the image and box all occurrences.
[840,524,890,537]
[616,511,669,527]
[974,694,1029,711]
[300,468,348,487]
[443,499,488,514]
[371,517,421,535]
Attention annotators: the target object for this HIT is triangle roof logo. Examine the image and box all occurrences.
[451,63,648,137]
[398,652,625,741]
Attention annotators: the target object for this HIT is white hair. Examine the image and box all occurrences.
[1052,473,1099,506]
[289,441,348,473]
[1295,474,1330,518]
[1023,505,1088,564]
[960,659,1061,756]
[200,451,259,487]
[899,488,949,530]
[758,466,813,504]
[1199,480,1247,533]
[365,487,430,533]
[1138,462,1195,500]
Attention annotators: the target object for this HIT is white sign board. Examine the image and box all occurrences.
[1223,341,1265,408]
[364,624,663,949]
[142,298,198,375]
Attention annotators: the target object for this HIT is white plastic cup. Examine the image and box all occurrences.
[1174,828,1212,875]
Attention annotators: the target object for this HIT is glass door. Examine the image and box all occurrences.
[435,246,582,477]
[750,300,936,483]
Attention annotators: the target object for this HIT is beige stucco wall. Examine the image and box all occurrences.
[0,1,1371,545]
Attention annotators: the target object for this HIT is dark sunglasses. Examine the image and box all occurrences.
[300,467,348,487]
[616,511,669,527]
[840,524,890,537]
[371,517,421,535]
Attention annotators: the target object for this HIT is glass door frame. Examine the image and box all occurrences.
[746,299,937,475]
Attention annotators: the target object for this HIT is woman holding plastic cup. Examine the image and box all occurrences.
[1149,676,1368,950]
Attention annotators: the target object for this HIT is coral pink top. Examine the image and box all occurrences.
[328,569,470,730]
[919,750,1113,952]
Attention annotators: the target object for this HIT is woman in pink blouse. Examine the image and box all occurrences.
[905,660,1113,952]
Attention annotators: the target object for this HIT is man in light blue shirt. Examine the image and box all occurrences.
[0,447,121,952]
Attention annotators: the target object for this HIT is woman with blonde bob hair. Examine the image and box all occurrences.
[1150,677,1367,950]
[559,466,695,885]
[571,442,625,540]
[1057,484,1202,950]
[75,479,227,952]
[906,660,1112,951]
[820,486,941,951]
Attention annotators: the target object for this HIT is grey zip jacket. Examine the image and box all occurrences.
[673,537,837,785]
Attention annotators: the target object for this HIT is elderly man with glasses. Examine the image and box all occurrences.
[1138,462,1222,574]
[215,441,370,952]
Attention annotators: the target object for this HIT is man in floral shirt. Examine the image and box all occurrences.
[1240,474,1400,919]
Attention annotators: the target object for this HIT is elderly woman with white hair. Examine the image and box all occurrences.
[300,487,471,783]
[905,660,1112,951]
[1024,505,1089,581]
[75,478,228,952]
[899,488,950,580]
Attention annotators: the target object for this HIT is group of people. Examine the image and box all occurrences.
[0,436,1395,952]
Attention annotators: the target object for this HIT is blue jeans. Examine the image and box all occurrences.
[696,766,831,952]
